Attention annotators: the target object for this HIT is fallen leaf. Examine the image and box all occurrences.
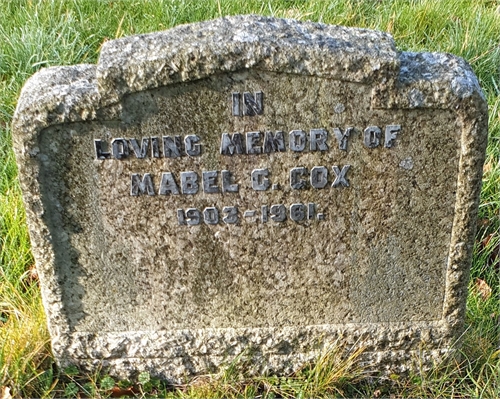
[482,233,494,247]
[110,386,138,397]
[475,278,492,300]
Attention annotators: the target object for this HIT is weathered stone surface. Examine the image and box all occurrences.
[12,15,487,380]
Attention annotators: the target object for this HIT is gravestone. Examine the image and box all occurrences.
[12,15,487,379]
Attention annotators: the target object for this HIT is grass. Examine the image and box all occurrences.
[0,0,499,397]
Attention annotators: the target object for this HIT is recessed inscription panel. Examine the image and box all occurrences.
[38,71,459,332]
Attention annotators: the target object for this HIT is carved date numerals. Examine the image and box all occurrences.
[177,203,322,226]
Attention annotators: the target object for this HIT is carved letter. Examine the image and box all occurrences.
[222,170,239,192]
[251,169,270,191]
[129,137,149,158]
[290,167,308,189]
[364,126,381,148]
[202,171,219,194]
[232,92,240,116]
[185,135,201,156]
[263,131,286,153]
[385,125,400,148]
[332,165,351,187]
[112,138,129,159]
[333,127,354,151]
[310,166,328,189]
[130,173,155,196]
[289,130,306,152]
[163,136,182,158]
[220,133,244,155]
[180,171,199,194]
[94,139,111,159]
[246,132,262,154]
[151,137,160,158]
[159,172,180,195]
[243,91,263,116]
[310,129,328,151]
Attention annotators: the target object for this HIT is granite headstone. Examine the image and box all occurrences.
[12,15,488,380]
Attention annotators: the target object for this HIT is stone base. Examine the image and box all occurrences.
[56,321,457,381]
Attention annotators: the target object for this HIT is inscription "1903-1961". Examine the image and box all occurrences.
[177,203,323,226]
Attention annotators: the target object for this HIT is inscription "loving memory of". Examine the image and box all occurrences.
[94,125,401,160]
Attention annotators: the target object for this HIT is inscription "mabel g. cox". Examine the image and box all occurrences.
[128,165,351,197]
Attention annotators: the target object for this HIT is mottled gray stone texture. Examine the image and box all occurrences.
[12,15,487,380]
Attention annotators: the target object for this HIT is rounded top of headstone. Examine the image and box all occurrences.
[96,15,399,105]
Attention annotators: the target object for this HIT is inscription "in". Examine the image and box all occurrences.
[232,91,263,116]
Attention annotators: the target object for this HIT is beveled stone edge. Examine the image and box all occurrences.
[441,71,488,328]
